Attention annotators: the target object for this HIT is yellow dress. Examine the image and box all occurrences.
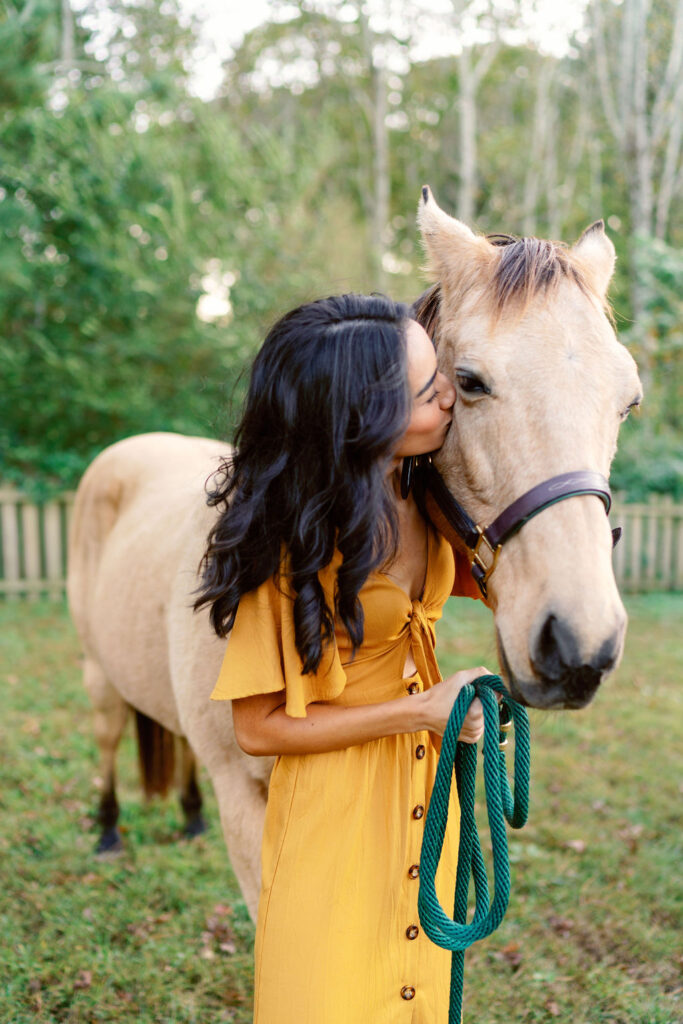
[211,528,460,1023]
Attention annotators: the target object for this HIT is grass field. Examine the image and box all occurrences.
[1,594,681,1024]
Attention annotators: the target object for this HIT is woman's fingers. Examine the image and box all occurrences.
[424,665,494,737]
[457,696,484,744]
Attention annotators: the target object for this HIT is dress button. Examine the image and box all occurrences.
[407,682,419,695]
[415,744,426,759]
[408,864,420,879]
[400,986,416,1001]
[406,925,419,940]
[412,804,425,820]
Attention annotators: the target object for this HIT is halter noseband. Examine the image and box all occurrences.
[422,462,622,598]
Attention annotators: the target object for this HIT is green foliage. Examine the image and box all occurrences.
[1,0,680,498]
[0,0,60,111]
[625,235,683,427]
[1,595,681,1022]
[610,235,683,499]
[0,6,334,495]
[0,91,241,492]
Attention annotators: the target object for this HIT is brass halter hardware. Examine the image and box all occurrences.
[468,527,503,593]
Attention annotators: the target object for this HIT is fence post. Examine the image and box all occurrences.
[44,500,63,601]
[1,491,21,601]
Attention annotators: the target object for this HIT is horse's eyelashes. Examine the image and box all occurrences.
[621,397,642,420]
[456,372,490,396]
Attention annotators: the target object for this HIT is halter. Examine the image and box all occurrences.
[422,461,622,598]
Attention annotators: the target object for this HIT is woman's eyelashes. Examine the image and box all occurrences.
[426,389,440,404]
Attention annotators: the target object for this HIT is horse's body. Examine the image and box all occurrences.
[67,432,271,915]
[67,192,641,921]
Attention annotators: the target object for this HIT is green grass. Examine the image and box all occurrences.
[1,595,681,1023]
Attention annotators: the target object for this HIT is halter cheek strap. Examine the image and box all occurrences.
[422,462,621,598]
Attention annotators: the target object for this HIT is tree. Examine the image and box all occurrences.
[0,2,319,492]
[587,0,683,399]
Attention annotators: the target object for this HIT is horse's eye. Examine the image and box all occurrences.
[456,372,490,396]
[621,398,642,421]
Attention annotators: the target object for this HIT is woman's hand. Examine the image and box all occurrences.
[420,666,490,743]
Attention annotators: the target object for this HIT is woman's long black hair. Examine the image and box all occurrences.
[195,293,412,674]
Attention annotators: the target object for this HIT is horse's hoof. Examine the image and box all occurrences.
[184,814,207,839]
[95,828,123,855]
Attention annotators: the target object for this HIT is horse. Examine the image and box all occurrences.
[67,188,642,922]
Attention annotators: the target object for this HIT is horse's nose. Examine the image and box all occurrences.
[529,612,624,705]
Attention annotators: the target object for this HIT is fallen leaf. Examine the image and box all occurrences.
[219,941,237,955]
[545,999,561,1017]
[28,979,41,994]
[74,970,92,990]
[548,915,573,937]
[213,903,233,917]
[494,941,523,970]
[617,823,644,853]
[566,839,586,854]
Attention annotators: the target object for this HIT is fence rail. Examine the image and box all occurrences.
[0,488,681,597]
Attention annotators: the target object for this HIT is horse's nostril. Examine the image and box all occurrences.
[529,610,624,705]
[532,613,578,680]
[565,665,602,706]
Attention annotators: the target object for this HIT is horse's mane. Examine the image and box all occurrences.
[412,233,606,338]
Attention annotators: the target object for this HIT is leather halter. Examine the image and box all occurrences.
[421,462,622,598]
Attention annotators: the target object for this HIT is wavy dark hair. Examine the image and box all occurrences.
[195,293,412,674]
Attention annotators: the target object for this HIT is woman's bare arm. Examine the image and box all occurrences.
[231,667,488,756]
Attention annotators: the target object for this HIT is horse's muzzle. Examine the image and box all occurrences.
[496,615,625,710]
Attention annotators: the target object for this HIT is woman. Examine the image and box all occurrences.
[196,293,487,1023]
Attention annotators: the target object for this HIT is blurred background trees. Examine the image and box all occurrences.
[1,0,681,497]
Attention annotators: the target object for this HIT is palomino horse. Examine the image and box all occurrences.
[67,190,642,921]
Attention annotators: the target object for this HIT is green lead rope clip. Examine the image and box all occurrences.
[418,674,531,1023]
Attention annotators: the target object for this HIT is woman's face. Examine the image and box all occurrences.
[395,319,456,457]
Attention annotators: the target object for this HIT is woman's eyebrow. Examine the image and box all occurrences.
[416,369,437,398]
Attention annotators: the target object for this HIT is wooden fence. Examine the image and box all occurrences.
[0,488,74,599]
[0,488,681,597]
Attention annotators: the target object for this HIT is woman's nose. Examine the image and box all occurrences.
[438,374,456,410]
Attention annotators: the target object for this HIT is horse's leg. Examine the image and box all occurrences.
[208,763,269,922]
[85,657,128,854]
[178,738,207,838]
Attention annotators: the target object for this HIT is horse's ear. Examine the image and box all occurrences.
[418,186,487,282]
[572,220,616,299]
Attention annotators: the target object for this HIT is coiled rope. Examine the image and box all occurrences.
[418,674,531,1022]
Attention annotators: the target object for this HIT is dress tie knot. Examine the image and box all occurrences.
[409,599,440,689]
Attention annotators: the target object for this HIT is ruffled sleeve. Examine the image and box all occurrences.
[210,564,347,718]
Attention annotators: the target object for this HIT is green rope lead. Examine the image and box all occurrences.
[418,674,531,1023]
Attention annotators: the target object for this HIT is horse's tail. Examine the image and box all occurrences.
[135,711,176,798]
[66,447,125,648]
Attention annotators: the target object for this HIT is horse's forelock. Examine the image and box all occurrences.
[489,236,601,316]
[413,234,611,336]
